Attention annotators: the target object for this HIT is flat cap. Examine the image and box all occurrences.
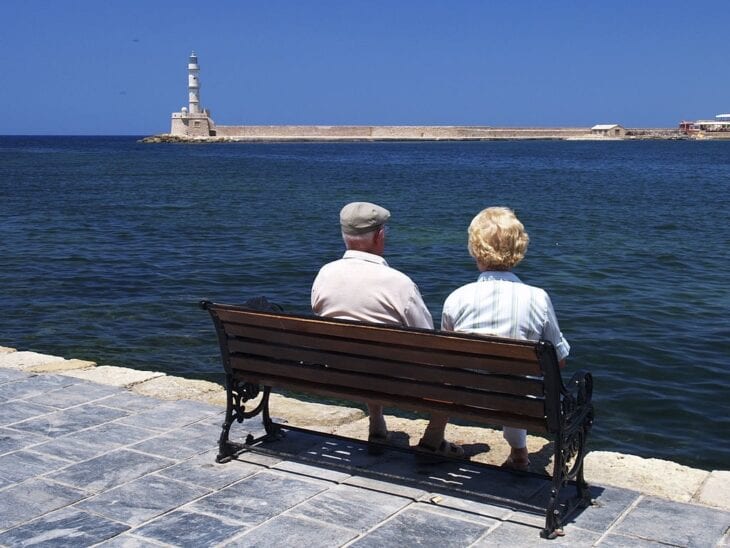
[340,202,391,235]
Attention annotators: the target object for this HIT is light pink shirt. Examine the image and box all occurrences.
[311,250,434,329]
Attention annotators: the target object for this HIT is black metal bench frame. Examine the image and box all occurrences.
[201,299,594,539]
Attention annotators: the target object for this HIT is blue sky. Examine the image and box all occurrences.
[2,1,729,134]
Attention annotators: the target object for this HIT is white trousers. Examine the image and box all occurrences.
[503,426,527,449]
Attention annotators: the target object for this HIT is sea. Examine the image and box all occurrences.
[1,136,728,471]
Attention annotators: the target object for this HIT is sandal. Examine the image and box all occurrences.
[501,455,530,472]
[416,439,465,462]
[367,432,389,455]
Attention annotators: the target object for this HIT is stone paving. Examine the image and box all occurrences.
[1,367,729,547]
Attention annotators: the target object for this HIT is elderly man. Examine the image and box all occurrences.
[442,206,570,471]
[312,201,463,458]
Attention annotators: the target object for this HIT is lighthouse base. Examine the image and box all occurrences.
[170,111,215,137]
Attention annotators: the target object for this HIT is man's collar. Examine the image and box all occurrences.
[343,249,388,266]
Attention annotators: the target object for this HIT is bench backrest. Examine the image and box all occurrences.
[204,302,565,434]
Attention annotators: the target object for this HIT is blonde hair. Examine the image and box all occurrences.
[468,207,529,270]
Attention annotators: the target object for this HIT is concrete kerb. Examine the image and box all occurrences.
[0,345,727,512]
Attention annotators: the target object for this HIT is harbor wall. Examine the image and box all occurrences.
[147,125,693,143]
[212,125,591,140]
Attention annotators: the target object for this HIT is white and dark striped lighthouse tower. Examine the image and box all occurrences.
[188,52,201,114]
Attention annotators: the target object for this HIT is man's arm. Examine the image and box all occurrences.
[404,285,434,330]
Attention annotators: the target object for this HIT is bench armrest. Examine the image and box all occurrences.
[559,369,594,438]
[563,369,593,406]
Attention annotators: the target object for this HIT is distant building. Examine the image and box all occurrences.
[170,52,216,137]
[590,124,626,138]
[679,114,730,135]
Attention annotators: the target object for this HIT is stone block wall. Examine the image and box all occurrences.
[211,125,592,140]
[214,125,374,138]
[170,113,214,137]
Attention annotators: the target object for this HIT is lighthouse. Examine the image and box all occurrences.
[188,52,201,114]
[170,52,215,137]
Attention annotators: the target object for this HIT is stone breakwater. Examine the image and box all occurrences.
[1,344,727,512]
[141,125,684,143]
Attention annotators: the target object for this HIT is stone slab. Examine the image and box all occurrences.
[131,425,216,460]
[599,533,675,547]
[0,351,65,370]
[234,448,285,468]
[473,520,601,546]
[0,508,129,546]
[179,419,218,437]
[0,399,56,426]
[343,474,428,501]
[0,346,16,354]
[243,428,326,459]
[289,484,411,532]
[115,399,218,431]
[0,478,87,530]
[157,450,262,490]
[33,423,156,462]
[0,374,77,402]
[189,470,328,526]
[351,505,491,547]
[76,475,210,526]
[695,470,730,510]
[8,403,129,439]
[272,459,353,483]
[49,449,176,493]
[417,492,513,522]
[611,495,730,546]
[564,484,640,533]
[130,374,222,401]
[585,451,709,503]
[92,533,162,547]
[0,427,49,457]
[0,450,71,488]
[414,459,547,506]
[0,368,28,383]
[131,509,245,546]
[94,391,162,412]
[228,514,358,547]
[28,380,123,409]
[60,365,165,387]
[503,483,643,537]
[26,358,96,373]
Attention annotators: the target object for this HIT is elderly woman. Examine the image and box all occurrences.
[441,207,570,470]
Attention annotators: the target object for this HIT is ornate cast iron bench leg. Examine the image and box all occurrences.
[541,407,594,538]
[217,375,277,463]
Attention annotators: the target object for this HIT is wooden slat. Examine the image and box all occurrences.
[229,356,545,418]
[213,307,539,361]
[223,323,542,377]
[231,371,549,433]
[228,339,544,397]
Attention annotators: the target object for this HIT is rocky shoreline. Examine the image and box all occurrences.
[1,345,727,512]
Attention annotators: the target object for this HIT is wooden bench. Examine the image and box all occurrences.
[201,298,594,538]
